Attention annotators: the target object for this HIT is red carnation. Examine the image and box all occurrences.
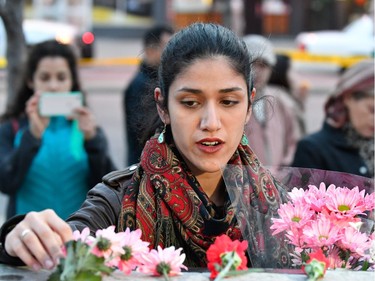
[206,234,248,279]
[302,249,329,281]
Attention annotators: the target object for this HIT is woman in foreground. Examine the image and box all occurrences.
[0,23,289,270]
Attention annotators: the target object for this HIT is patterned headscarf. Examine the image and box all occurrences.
[325,59,374,127]
[118,135,291,268]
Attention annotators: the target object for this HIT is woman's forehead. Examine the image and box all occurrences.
[177,56,242,78]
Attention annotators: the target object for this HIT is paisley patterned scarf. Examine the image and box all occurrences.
[118,136,291,267]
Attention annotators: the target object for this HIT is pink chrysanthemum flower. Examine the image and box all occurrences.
[322,207,361,229]
[364,193,375,211]
[288,187,306,204]
[138,246,187,277]
[369,233,375,263]
[303,215,341,248]
[337,227,371,257]
[305,183,334,212]
[325,187,366,219]
[92,226,125,259]
[110,228,150,274]
[327,246,345,269]
[286,228,306,248]
[271,201,314,235]
[72,227,95,245]
[289,247,303,266]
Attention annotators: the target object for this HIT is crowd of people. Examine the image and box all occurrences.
[0,20,373,272]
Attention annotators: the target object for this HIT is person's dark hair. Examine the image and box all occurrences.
[269,54,291,91]
[140,23,253,144]
[1,40,82,121]
[143,24,174,48]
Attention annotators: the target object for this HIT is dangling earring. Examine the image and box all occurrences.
[158,123,167,143]
[241,132,249,146]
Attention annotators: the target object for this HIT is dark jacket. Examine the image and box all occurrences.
[292,121,372,178]
[123,62,158,166]
[0,116,116,219]
[0,166,136,266]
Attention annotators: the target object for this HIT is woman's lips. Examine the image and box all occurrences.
[196,139,224,153]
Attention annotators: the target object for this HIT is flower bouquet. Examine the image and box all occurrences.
[270,183,375,279]
[48,226,187,281]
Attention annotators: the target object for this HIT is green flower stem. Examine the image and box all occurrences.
[214,252,236,281]
[305,261,325,281]
[162,269,171,281]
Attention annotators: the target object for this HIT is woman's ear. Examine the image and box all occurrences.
[154,87,170,124]
[245,88,256,124]
[250,87,256,104]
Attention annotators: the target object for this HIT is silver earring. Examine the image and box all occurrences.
[241,132,248,146]
[158,123,167,143]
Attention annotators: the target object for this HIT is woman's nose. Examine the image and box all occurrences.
[47,79,60,91]
[200,103,221,131]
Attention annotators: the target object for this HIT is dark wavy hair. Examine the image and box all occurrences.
[1,40,82,121]
[140,23,253,145]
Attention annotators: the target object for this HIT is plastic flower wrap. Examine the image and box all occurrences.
[270,182,375,278]
[48,226,187,281]
[221,164,294,268]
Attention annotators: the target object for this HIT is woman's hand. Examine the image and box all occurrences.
[4,209,73,271]
[26,93,50,139]
[74,107,97,140]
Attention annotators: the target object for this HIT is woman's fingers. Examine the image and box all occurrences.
[74,107,97,140]
[4,210,73,270]
[9,232,43,271]
[26,94,49,138]
[20,228,55,270]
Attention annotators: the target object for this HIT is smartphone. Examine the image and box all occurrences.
[39,92,83,117]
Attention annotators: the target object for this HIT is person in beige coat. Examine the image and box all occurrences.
[244,35,303,170]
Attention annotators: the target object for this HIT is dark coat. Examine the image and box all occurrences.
[123,62,158,166]
[0,166,136,266]
[292,121,372,178]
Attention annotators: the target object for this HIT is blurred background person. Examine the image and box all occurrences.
[269,53,309,135]
[0,40,116,220]
[123,24,174,166]
[243,35,303,169]
[292,59,374,178]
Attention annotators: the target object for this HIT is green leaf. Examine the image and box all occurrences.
[74,271,103,281]
[47,271,61,281]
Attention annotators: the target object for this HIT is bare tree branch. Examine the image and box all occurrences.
[0,0,26,111]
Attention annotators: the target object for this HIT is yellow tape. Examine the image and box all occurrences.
[0,58,6,68]
[79,57,141,66]
[0,50,370,69]
[276,49,370,68]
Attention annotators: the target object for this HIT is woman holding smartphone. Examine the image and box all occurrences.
[0,40,116,220]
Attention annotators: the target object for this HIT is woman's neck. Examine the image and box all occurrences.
[196,172,225,206]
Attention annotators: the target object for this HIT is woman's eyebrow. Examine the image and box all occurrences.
[219,87,244,93]
[177,87,201,94]
[177,86,244,94]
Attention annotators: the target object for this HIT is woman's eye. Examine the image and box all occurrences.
[181,100,199,107]
[58,74,68,82]
[221,100,239,106]
[39,75,50,82]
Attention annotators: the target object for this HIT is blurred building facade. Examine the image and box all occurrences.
[25,0,373,37]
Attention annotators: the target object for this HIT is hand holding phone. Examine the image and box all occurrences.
[39,92,83,117]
